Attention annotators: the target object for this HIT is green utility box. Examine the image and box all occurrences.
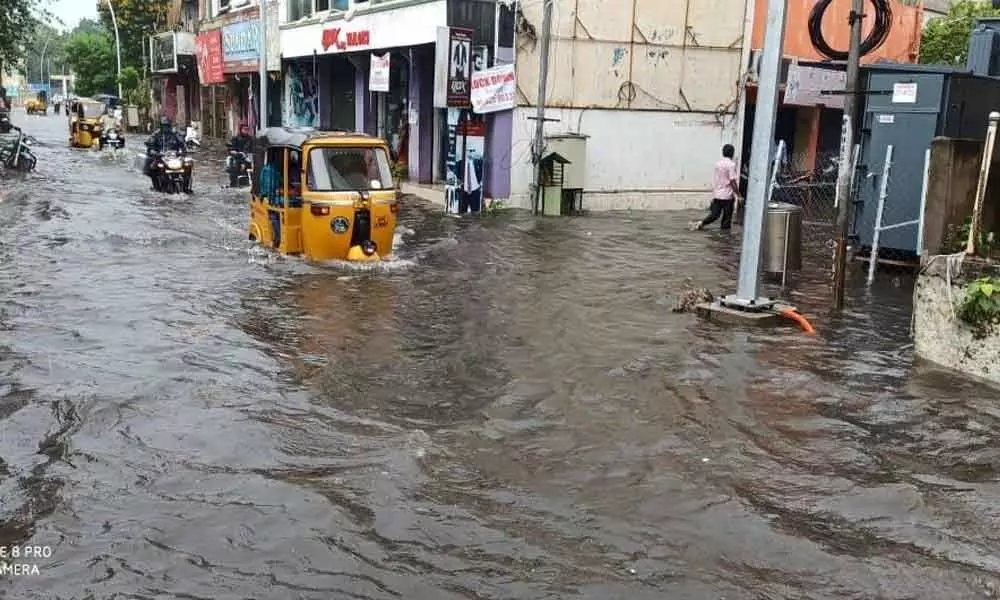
[539,152,571,216]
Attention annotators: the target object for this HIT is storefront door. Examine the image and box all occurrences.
[328,59,355,131]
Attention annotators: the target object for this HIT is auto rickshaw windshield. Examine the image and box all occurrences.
[306,146,394,192]
[80,103,104,118]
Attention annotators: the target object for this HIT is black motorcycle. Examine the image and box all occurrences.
[0,124,37,171]
[147,147,193,194]
[226,148,253,187]
[101,126,125,150]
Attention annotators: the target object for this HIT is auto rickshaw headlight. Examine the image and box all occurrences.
[361,240,377,256]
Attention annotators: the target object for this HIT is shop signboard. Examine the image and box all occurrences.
[445,108,460,213]
[320,27,372,53]
[445,27,472,107]
[196,30,225,85]
[150,32,177,73]
[470,64,515,114]
[223,20,260,64]
[369,53,390,93]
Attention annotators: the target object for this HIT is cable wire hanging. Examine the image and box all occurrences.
[808,0,894,61]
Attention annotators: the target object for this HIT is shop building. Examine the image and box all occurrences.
[278,0,513,195]
[279,0,446,183]
[196,0,281,139]
[148,0,199,126]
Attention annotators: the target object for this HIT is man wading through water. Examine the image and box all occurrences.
[694,144,741,231]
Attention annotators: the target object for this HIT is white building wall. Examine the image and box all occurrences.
[511,0,752,210]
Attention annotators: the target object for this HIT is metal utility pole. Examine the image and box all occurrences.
[831,0,864,309]
[725,0,788,306]
[258,0,268,130]
[530,0,553,215]
[105,0,124,98]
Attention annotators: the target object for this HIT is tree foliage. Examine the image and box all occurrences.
[22,22,67,84]
[64,30,117,97]
[0,0,41,77]
[920,0,1000,65]
[97,0,171,73]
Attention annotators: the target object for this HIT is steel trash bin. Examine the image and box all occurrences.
[762,202,802,274]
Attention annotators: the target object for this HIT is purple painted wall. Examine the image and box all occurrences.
[486,111,512,198]
[354,61,366,133]
[408,45,434,184]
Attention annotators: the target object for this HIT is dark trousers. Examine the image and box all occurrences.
[701,198,735,229]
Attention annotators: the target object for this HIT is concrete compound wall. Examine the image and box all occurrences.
[922,137,1000,255]
[913,255,1000,386]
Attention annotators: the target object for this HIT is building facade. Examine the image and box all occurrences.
[743,0,924,175]
[507,0,753,210]
[149,0,199,127]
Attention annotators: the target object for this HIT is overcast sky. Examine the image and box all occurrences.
[50,0,98,31]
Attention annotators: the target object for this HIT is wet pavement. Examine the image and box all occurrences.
[1,109,999,599]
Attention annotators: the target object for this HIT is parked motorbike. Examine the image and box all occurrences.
[185,125,201,151]
[148,149,193,194]
[0,124,37,172]
[0,110,11,134]
[226,149,253,187]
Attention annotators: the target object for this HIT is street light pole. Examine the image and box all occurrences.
[724,0,788,307]
[105,0,124,98]
[258,0,268,130]
[40,36,51,87]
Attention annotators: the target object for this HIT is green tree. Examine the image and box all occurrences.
[920,0,1000,65]
[97,0,171,73]
[63,30,117,96]
[0,0,43,77]
[22,22,68,84]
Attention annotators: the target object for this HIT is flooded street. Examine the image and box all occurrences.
[2,110,1000,599]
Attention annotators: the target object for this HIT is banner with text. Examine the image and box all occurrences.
[471,64,515,114]
[369,53,390,92]
[196,30,225,84]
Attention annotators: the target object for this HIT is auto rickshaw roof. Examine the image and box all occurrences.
[256,126,382,149]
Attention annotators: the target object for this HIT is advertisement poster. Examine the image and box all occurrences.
[196,31,225,84]
[471,64,516,114]
[369,53,390,93]
[446,28,473,107]
[459,119,486,213]
[445,108,460,214]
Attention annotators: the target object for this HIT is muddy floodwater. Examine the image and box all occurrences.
[1,110,999,599]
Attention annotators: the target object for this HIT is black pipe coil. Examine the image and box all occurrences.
[808,0,893,61]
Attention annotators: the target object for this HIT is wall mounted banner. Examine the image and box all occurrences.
[471,64,515,114]
[369,53,390,93]
[445,27,473,107]
[196,30,225,84]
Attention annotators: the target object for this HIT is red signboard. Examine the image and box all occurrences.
[196,30,225,84]
[320,28,371,52]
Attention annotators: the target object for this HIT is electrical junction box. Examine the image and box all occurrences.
[544,133,588,190]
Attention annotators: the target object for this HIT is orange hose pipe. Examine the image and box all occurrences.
[779,308,816,336]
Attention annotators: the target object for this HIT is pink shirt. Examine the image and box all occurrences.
[713,157,738,200]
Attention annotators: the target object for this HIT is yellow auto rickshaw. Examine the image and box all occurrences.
[249,127,400,262]
[69,99,106,148]
[25,91,47,115]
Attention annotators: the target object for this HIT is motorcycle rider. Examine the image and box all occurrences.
[144,116,192,193]
[98,106,119,150]
[226,122,254,187]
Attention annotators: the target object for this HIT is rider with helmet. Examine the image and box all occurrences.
[226,122,254,187]
[144,116,191,192]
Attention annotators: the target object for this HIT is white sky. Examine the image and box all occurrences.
[50,0,99,31]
